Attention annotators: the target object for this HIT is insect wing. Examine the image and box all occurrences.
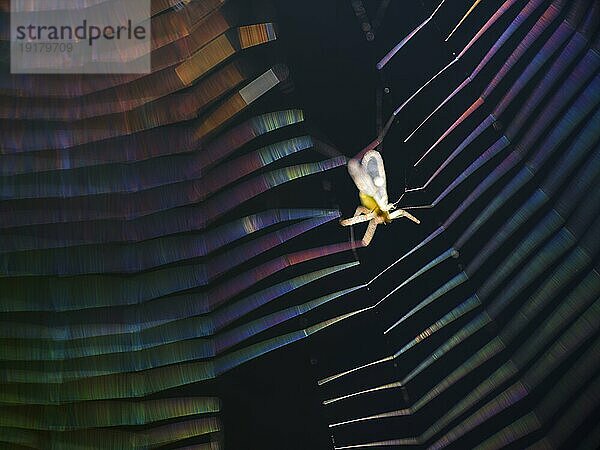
[361,150,388,208]
[347,157,378,196]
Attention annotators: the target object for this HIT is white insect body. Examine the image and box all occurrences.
[340,150,420,246]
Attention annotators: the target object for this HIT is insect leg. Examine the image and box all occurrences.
[355,206,373,216]
[361,218,380,246]
[340,211,377,227]
[389,209,421,224]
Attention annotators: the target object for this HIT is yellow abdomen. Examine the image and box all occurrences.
[359,192,392,223]
[359,192,379,211]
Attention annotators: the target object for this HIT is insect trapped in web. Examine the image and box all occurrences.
[340,150,420,246]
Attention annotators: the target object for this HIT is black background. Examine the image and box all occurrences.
[204,1,534,448]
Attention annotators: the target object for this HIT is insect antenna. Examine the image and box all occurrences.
[402,203,434,210]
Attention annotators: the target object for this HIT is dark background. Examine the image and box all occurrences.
[1,1,595,449]
[209,1,521,448]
